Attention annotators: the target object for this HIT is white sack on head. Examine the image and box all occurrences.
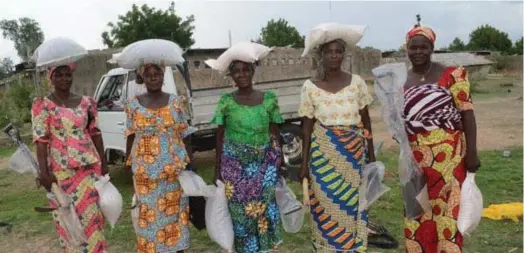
[32,37,88,68]
[301,23,367,57]
[115,39,185,69]
[204,41,272,74]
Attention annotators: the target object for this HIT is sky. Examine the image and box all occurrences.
[0,0,523,64]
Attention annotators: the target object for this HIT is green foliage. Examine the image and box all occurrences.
[0,81,36,128]
[448,37,466,51]
[513,37,523,55]
[467,24,513,54]
[0,18,45,62]
[101,2,195,49]
[0,57,14,79]
[256,18,304,48]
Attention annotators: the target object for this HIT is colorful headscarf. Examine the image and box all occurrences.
[405,26,436,45]
[48,63,75,80]
[138,63,165,77]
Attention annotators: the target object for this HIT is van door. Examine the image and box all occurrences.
[94,73,128,153]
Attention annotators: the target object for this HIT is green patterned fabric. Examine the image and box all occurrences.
[211,91,284,146]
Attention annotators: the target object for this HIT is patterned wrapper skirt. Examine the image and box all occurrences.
[47,163,107,253]
[220,140,283,253]
[134,174,191,253]
[308,123,368,253]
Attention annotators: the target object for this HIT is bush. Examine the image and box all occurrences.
[0,80,42,129]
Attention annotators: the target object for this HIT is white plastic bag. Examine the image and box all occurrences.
[275,178,304,234]
[48,185,86,246]
[205,181,234,251]
[179,170,213,197]
[457,172,483,235]
[359,161,390,211]
[372,62,431,219]
[302,23,367,57]
[131,194,140,233]
[94,175,123,228]
[32,37,88,68]
[115,39,185,69]
[8,144,39,175]
[205,41,272,74]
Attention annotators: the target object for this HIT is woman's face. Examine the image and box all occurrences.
[143,65,164,92]
[323,41,345,69]
[407,35,433,66]
[230,61,254,89]
[51,66,73,91]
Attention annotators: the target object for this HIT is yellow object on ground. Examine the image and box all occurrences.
[482,203,524,223]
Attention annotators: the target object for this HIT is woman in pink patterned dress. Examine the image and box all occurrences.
[32,64,108,253]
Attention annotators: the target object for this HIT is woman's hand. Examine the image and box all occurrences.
[466,154,480,173]
[299,164,309,182]
[39,173,57,192]
[101,160,109,175]
[213,166,223,185]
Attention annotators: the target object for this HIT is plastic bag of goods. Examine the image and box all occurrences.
[114,39,185,69]
[94,174,123,228]
[372,62,431,220]
[179,170,213,197]
[48,185,86,246]
[302,23,367,57]
[205,181,234,252]
[275,177,304,233]
[32,37,88,68]
[359,161,390,211]
[205,41,272,74]
[131,194,140,233]
[457,172,483,235]
[8,144,39,175]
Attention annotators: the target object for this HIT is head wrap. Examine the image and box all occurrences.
[405,26,436,45]
[138,63,165,77]
[48,63,75,80]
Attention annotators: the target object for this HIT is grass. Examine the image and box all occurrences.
[0,147,522,252]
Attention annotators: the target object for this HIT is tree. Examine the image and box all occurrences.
[467,24,513,54]
[0,57,14,78]
[102,2,195,49]
[256,19,304,48]
[0,18,45,62]
[448,37,466,51]
[513,37,523,55]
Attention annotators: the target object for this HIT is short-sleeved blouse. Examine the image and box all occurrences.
[211,91,284,146]
[31,96,101,171]
[298,74,373,126]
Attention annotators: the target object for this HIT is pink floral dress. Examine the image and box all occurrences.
[32,96,107,253]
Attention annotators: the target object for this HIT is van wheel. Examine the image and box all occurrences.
[280,124,302,182]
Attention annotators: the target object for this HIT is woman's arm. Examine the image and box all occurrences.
[360,106,376,163]
[183,135,194,170]
[125,134,135,169]
[92,135,108,175]
[270,123,286,177]
[300,117,315,180]
[462,111,479,172]
[214,125,225,183]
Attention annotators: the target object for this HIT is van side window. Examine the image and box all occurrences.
[97,75,126,111]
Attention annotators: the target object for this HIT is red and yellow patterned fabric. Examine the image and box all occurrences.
[406,26,437,45]
[32,97,106,253]
[403,67,473,253]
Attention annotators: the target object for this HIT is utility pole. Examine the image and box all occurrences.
[228,30,232,47]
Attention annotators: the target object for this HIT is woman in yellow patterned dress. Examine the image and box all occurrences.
[125,63,195,253]
[299,37,376,252]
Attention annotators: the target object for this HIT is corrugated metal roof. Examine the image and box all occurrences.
[432,52,494,66]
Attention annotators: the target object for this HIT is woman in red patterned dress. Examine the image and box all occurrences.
[402,25,480,253]
[33,65,108,253]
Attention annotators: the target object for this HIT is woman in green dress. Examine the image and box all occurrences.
[212,60,285,253]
